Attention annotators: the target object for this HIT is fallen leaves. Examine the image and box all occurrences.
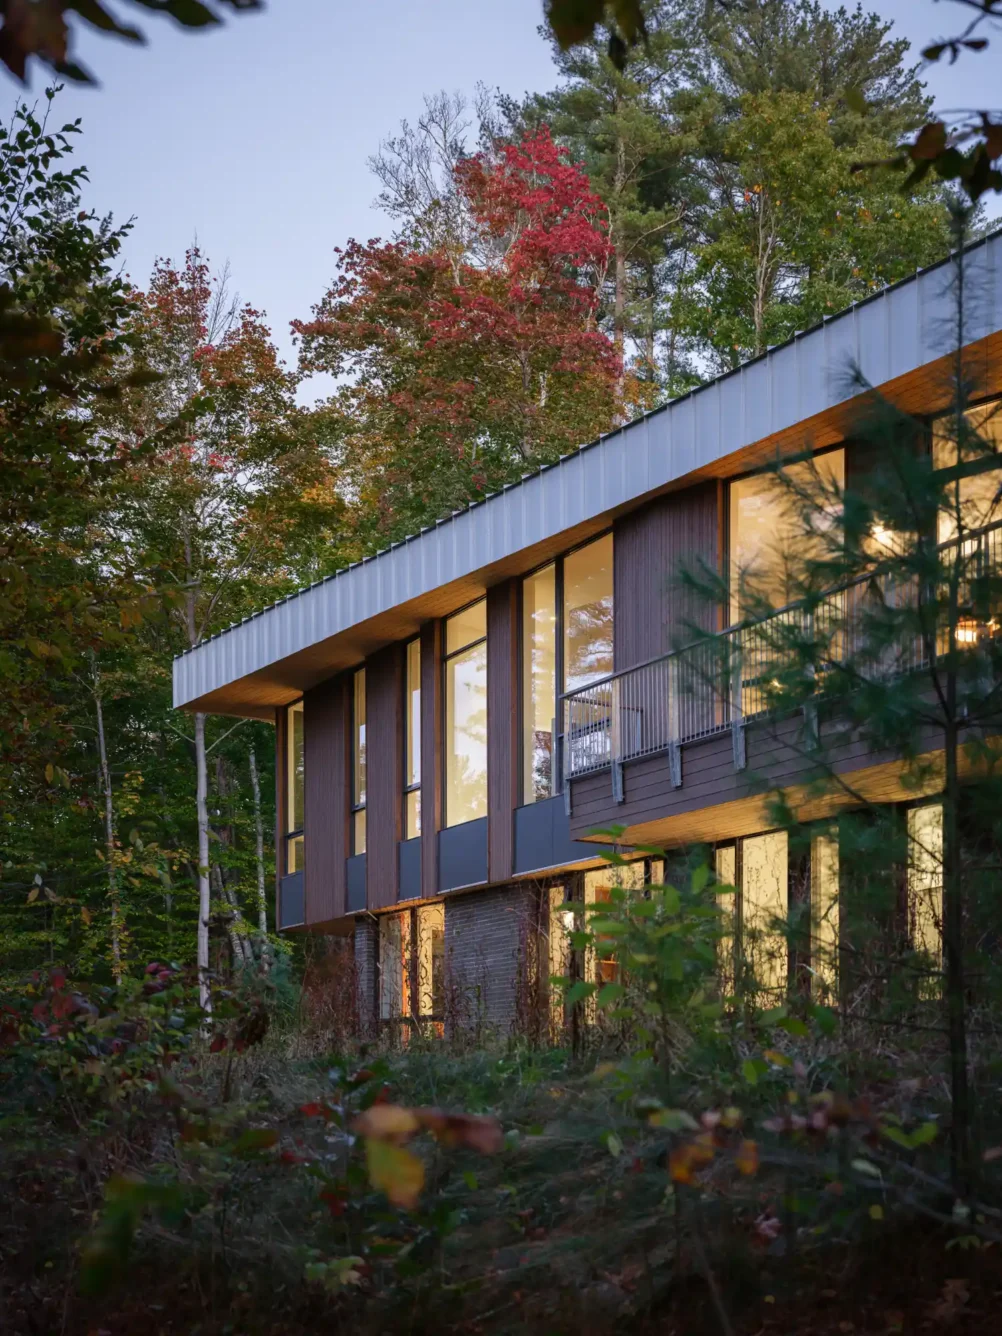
[351,1103,504,1210]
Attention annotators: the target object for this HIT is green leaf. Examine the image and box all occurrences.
[760,1005,788,1025]
[742,1058,768,1086]
[604,1131,623,1157]
[775,1016,809,1037]
[596,982,625,1007]
[564,980,597,1007]
[810,1005,838,1037]
[232,1127,279,1155]
[910,1122,938,1147]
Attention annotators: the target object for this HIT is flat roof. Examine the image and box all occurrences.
[174,228,1002,719]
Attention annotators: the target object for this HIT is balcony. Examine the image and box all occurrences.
[560,523,1002,801]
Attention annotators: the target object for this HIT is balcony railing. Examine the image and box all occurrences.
[560,521,1002,797]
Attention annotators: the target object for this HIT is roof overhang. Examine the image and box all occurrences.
[174,233,1002,720]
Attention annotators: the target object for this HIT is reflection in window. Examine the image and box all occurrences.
[729,451,844,624]
[564,535,614,693]
[522,563,557,804]
[741,831,788,995]
[416,903,445,1018]
[352,669,366,855]
[933,400,1002,543]
[715,844,737,995]
[811,829,839,1001]
[405,638,421,839]
[379,911,411,1020]
[907,804,943,993]
[584,859,645,995]
[547,885,572,1032]
[286,701,304,874]
[445,600,488,827]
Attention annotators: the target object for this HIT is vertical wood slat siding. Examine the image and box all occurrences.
[274,705,287,926]
[613,480,719,671]
[487,580,519,882]
[303,676,350,925]
[420,620,442,900]
[366,644,403,910]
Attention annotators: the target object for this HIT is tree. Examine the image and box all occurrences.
[297,126,650,547]
[532,1,703,390]
[674,88,954,368]
[105,249,337,1008]
[0,0,259,84]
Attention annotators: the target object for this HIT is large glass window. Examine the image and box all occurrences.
[444,599,487,827]
[405,638,421,839]
[907,803,943,991]
[716,831,789,998]
[378,904,445,1029]
[352,668,366,855]
[729,450,844,624]
[563,534,614,692]
[520,534,614,804]
[379,911,410,1020]
[522,563,557,804]
[416,903,445,1018]
[933,400,1002,544]
[286,701,304,873]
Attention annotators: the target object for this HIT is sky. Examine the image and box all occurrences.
[3,0,1000,386]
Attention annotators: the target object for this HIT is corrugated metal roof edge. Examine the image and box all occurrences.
[176,224,1002,660]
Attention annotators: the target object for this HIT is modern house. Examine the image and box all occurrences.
[173,233,1002,1034]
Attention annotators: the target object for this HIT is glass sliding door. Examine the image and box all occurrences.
[563,534,614,692]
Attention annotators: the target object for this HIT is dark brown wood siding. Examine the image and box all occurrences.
[303,677,350,925]
[614,480,720,671]
[420,619,443,899]
[487,580,519,881]
[274,705,287,923]
[366,644,403,910]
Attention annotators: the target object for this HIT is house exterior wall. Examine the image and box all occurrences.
[444,882,538,1037]
[366,644,403,910]
[303,675,350,924]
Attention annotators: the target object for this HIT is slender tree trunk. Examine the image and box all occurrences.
[249,747,271,962]
[93,668,123,982]
[195,710,212,1015]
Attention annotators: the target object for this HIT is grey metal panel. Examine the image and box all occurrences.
[513,797,599,876]
[173,231,1002,711]
[398,837,422,901]
[438,817,488,893]
[278,872,304,930]
[346,854,366,913]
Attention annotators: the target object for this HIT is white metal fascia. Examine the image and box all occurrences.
[173,231,1002,711]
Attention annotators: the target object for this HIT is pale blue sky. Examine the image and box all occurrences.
[4,0,1000,383]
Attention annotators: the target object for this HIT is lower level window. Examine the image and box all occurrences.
[378,904,446,1023]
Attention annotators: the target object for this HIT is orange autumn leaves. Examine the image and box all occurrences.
[352,1103,504,1210]
[650,1106,761,1187]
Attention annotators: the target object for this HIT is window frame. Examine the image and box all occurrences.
[519,529,613,806]
[442,597,489,829]
[403,636,422,840]
[351,667,366,856]
[724,442,846,630]
[285,699,305,875]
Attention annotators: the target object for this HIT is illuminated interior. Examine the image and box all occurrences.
[522,562,557,804]
[405,638,421,838]
[352,669,366,854]
[564,534,614,693]
[379,911,411,1021]
[444,600,488,827]
[416,903,445,1018]
[729,450,845,624]
[907,803,943,990]
[810,828,839,1000]
[933,401,1002,543]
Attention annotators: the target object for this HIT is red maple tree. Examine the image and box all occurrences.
[295,126,651,544]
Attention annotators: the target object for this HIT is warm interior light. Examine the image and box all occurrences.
[957,618,980,644]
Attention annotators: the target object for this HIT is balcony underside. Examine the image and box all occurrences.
[567,710,999,849]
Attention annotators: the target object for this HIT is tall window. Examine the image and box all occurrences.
[286,700,304,873]
[933,399,1002,543]
[352,668,366,855]
[729,450,844,624]
[716,831,789,998]
[444,599,488,827]
[522,563,557,803]
[404,638,421,839]
[563,534,614,692]
[907,803,943,989]
[521,534,613,804]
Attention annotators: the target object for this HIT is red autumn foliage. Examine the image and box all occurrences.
[294,126,653,543]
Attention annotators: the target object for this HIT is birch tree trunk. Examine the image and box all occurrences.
[249,746,270,962]
[93,666,123,982]
[195,709,213,1015]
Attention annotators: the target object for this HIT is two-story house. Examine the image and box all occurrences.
[173,232,1002,1034]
